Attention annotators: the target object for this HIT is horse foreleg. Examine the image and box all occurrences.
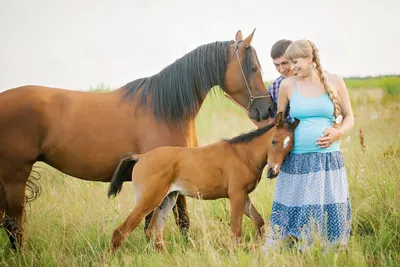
[146,192,179,251]
[244,196,265,237]
[173,194,190,238]
[228,191,247,245]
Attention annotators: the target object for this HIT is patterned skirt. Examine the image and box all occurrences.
[263,151,351,251]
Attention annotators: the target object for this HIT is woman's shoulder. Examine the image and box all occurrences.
[280,76,296,89]
[326,73,347,94]
[279,77,295,94]
[279,76,298,100]
[326,72,344,82]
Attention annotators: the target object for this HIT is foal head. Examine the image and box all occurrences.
[266,112,300,178]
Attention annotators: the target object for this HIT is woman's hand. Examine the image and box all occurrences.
[316,127,343,148]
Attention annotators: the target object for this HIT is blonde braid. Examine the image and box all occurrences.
[308,40,342,120]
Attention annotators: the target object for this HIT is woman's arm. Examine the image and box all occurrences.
[336,75,354,135]
[277,79,290,114]
[317,74,354,148]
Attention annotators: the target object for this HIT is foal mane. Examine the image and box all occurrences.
[121,40,262,124]
[227,123,274,145]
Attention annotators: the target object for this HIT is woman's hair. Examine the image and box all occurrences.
[285,40,342,118]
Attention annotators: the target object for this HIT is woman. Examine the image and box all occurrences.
[262,39,354,252]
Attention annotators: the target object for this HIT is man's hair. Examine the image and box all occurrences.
[270,39,292,59]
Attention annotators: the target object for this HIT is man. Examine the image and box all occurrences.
[250,39,294,128]
[265,39,294,125]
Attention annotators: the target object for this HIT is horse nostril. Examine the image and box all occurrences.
[267,168,275,179]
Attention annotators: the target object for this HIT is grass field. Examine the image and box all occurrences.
[0,78,399,266]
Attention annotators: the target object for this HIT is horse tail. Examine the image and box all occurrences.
[108,153,140,198]
[26,167,42,203]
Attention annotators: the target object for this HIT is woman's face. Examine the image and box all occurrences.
[290,56,312,77]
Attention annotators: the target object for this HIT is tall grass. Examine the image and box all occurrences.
[344,75,400,96]
[0,81,399,266]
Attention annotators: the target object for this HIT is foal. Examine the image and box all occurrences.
[108,112,299,252]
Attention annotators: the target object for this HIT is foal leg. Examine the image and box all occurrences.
[110,185,170,253]
[244,196,265,237]
[173,194,190,238]
[144,198,188,238]
[145,196,188,237]
[111,205,151,253]
[146,192,179,251]
[229,191,247,245]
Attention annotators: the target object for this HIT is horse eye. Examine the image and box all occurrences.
[251,66,258,72]
[272,140,276,145]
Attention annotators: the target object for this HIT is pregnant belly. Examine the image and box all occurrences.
[293,120,339,153]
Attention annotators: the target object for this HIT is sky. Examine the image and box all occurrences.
[0,0,399,92]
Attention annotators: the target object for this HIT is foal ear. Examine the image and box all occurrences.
[235,30,243,42]
[242,28,256,49]
[290,118,300,130]
[275,111,283,128]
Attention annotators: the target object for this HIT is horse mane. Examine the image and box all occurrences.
[121,41,261,124]
[227,123,274,145]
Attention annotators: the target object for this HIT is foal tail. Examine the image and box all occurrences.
[108,153,140,198]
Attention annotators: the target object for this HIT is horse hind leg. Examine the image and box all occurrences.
[1,164,32,251]
[0,182,7,222]
[145,199,187,237]
[110,182,170,253]
[145,195,190,240]
[0,168,41,224]
[144,211,154,234]
[173,194,190,239]
[146,192,179,251]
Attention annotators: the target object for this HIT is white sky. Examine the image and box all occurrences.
[0,0,399,92]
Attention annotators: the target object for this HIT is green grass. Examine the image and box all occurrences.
[343,75,400,96]
[0,82,399,266]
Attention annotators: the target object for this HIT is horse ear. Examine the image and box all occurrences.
[275,111,283,128]
[291,118,300,130]
[242,28,256,49]
[235,30,243,42]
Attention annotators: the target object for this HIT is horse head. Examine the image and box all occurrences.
[224,29,274,122]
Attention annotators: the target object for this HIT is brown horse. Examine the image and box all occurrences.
[107,112,300,252]
[0,29,274,250]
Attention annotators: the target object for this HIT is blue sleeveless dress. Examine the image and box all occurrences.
[263,78,351,251]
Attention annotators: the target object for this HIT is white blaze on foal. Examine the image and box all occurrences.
[273,164,278,172]
[283,136,290,149]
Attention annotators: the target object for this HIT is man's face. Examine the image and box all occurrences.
[273,56,293,78]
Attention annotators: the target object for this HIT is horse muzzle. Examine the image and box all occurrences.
[266,167,279,179]
[249,98,273,121]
